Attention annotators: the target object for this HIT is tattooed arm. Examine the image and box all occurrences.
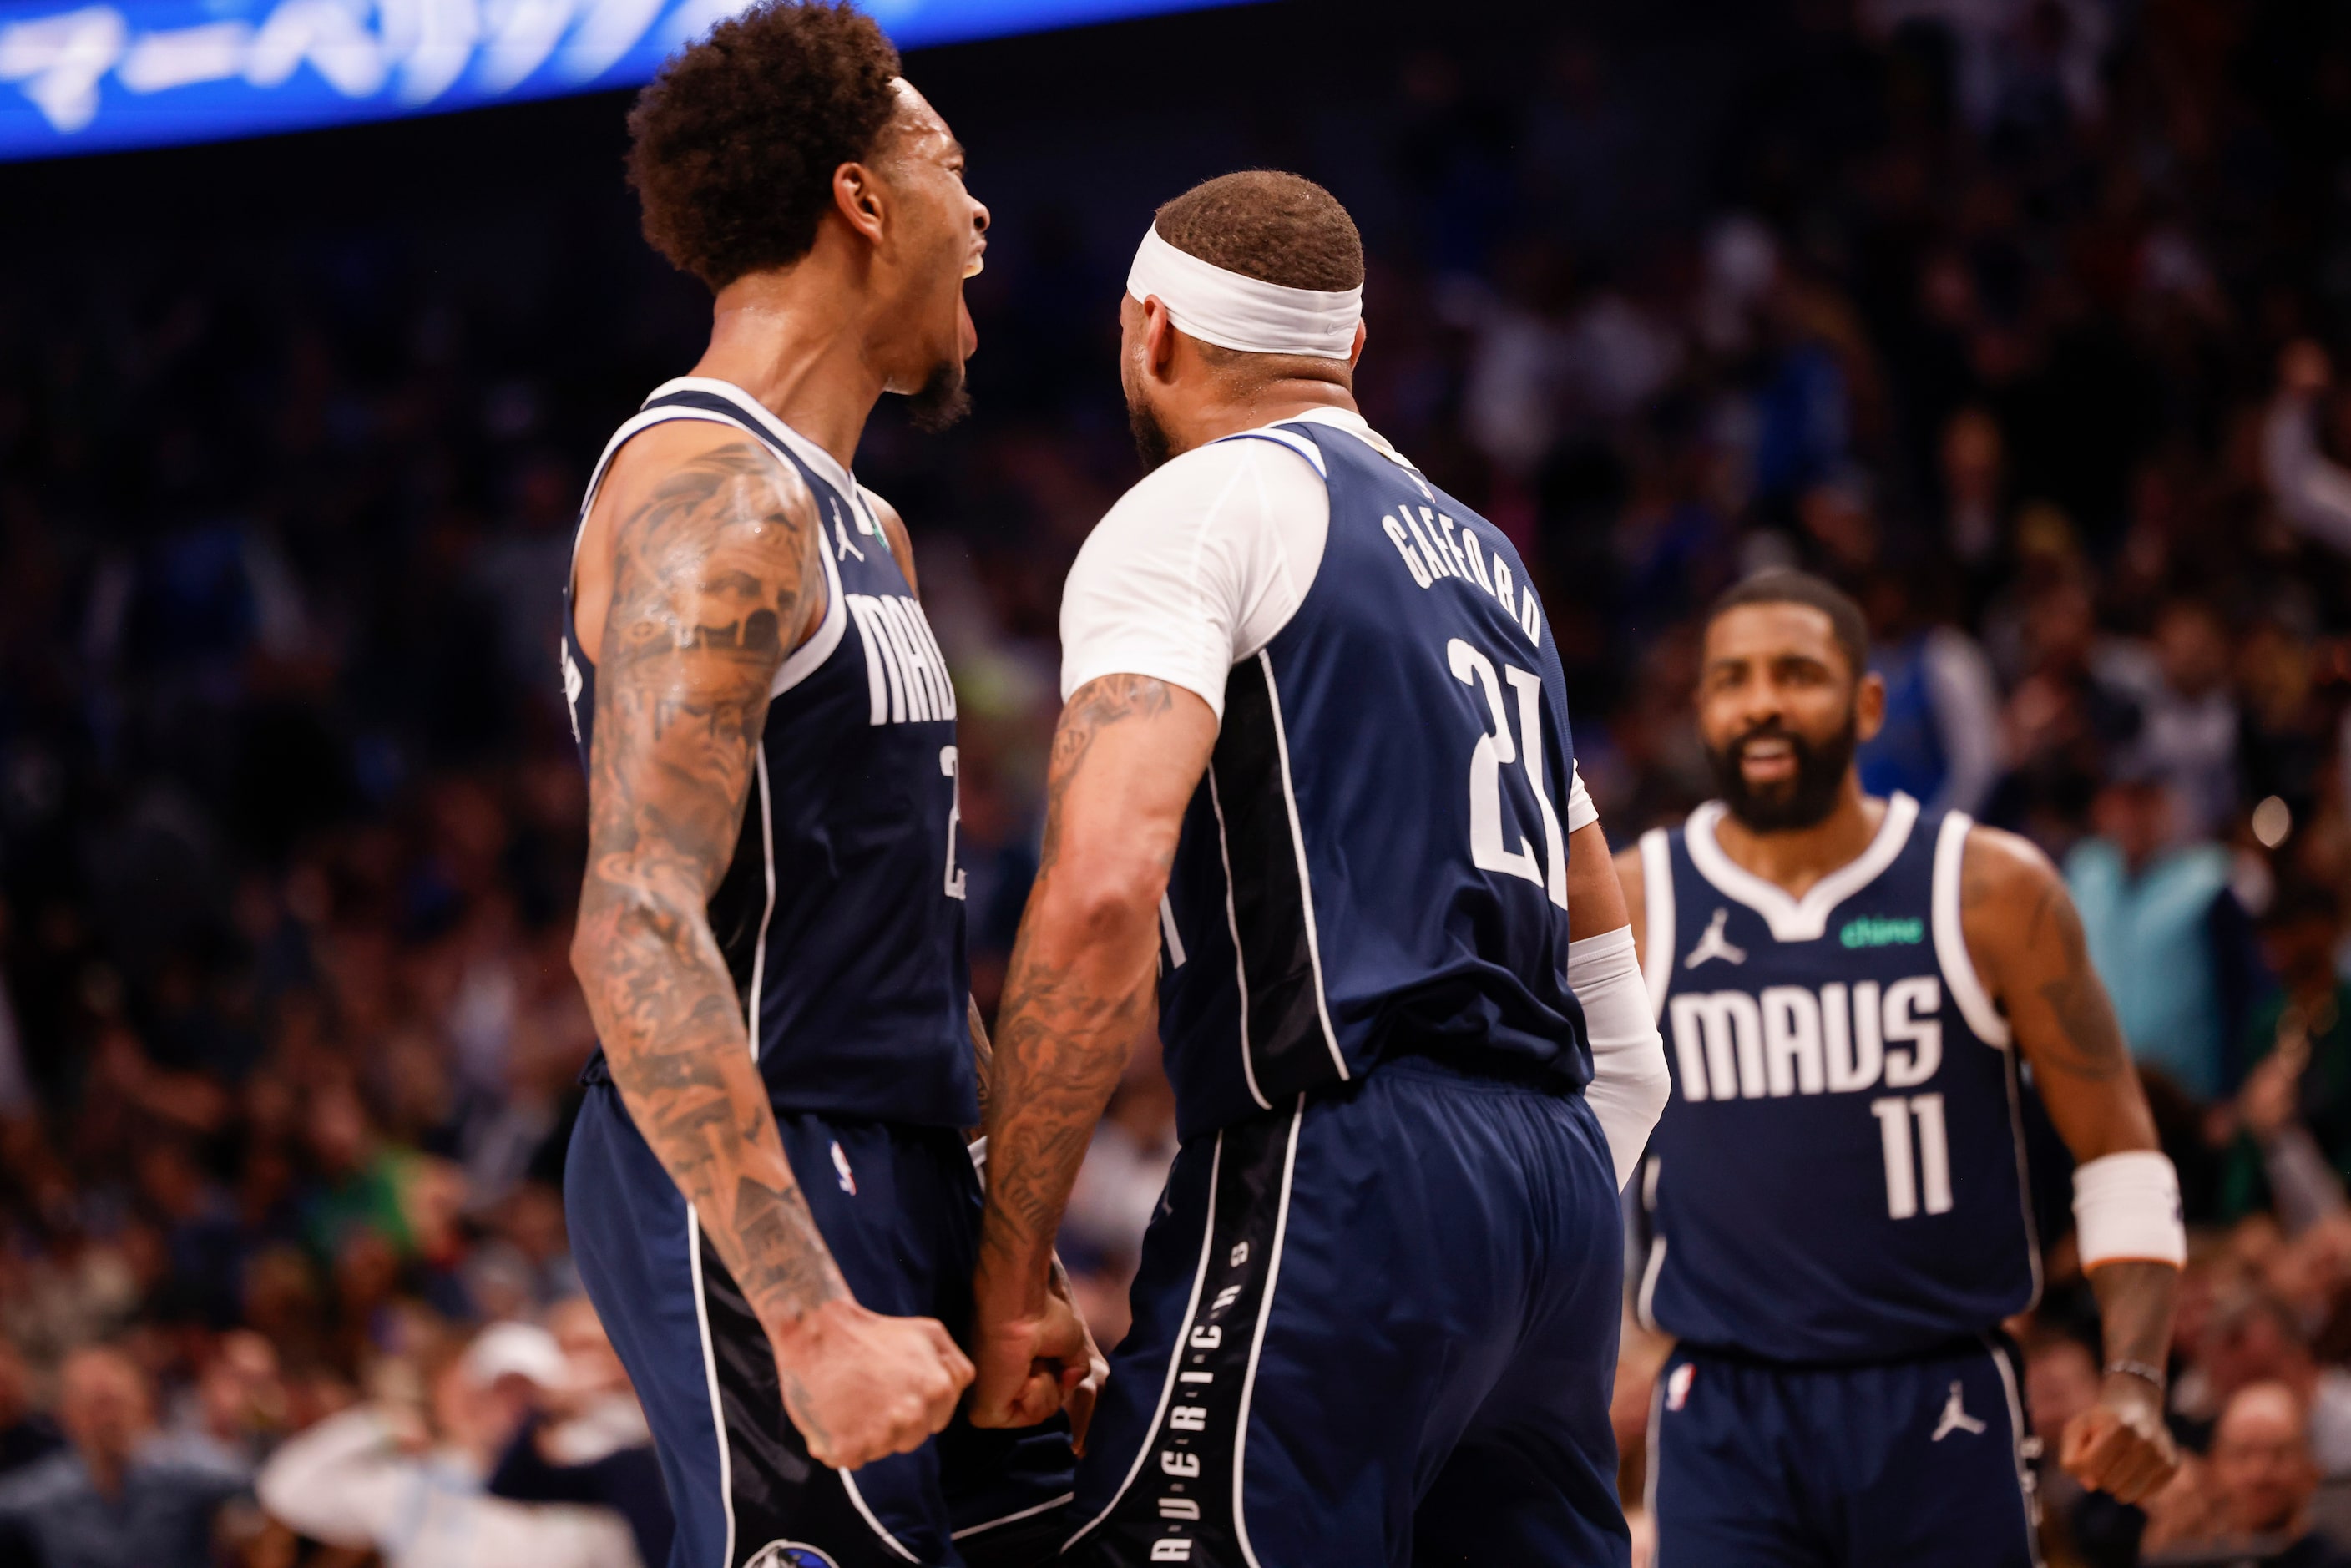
[1963,827,2178,1505]
[968,674,1219,1429]
[570,427,970,1471]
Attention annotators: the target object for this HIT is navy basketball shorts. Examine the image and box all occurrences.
[1647,1337,2040,1568]
[567,1085,1076,1568]
[1065,1057,1631,1568]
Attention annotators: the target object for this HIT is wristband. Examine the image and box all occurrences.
[2072,1150,2187,1270]
[2106,1358,2166,1392]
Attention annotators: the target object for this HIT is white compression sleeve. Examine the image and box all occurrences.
[1570,924,1668,1191]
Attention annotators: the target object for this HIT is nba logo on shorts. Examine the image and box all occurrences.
[1666,1363,1696,1412]
[746,1544,840,1568]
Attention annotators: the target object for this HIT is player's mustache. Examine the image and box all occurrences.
[1730,721,1808,758]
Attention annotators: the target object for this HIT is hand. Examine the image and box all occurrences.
[2060,1374,2179,1505]
[769,1299,973,1471]
[1048,1258,1110,1454]
[968,1269,1092,1432]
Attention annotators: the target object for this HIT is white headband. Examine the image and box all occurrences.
[1126,225,1363,361]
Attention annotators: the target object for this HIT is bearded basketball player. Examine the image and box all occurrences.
[968,171,1671,1567]
[1627,569,2181,1566]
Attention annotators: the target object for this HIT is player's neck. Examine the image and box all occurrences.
[1710,776,1887,900]
[692,266,891,474]
[1167,382,1360,455]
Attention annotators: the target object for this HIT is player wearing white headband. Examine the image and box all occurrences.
[971,170,1665,1565]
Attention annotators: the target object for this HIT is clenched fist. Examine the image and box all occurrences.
[2060,1375,2179,1505]
[770,1299,973,1470]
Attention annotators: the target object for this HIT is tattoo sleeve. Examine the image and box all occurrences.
[978,675,1187,1298]
[572,438,847,1333]
[968,994,993,1139]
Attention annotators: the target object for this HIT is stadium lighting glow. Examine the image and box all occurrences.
[0,0,1259,159]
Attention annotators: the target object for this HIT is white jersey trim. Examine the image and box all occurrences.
[566,385,851,700]
[1931,812,2012,1047]
[1683,792,1920,943]
[1258,650,1348,1084]
[1638,827,1676,1020]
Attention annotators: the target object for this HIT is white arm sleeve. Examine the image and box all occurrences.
[1569,924,1668,1190]
[1059,437,1328,719]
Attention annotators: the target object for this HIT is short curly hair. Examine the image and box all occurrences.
[627,1,902,291]
[1154,171,1363,293]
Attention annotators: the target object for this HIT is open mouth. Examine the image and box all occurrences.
[1738,735,1798,781]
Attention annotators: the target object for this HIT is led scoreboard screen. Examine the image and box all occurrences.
[0,0,1256,158]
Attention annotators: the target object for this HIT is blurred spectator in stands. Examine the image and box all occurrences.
[0,1344,248,1568]
[0,1338,61,1479]
[2194,1297,2351,1479]
[258,1318,638,1568]
[2223,887,2351,1224]
[1858,568,2005,816]
[156,1330,286,1474]
[488,1297,669,1567]
[2263,342,2351,561]
[2067,756,2264,1101]
[2144,1381,2351,1565]
[2132,599,2243,841]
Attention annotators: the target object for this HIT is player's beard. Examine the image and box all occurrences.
[1706,711,1858,832]
[906,359,971,433]
[1128,395,1174,473]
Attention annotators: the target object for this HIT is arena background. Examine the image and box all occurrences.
[8,0,2351,1563]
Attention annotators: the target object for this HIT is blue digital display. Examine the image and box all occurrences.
[0,0,1256,159]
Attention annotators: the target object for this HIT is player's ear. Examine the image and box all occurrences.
[1346,319,1368,371]
[1139,296,1180,381]
[1853,669,1888,745]
[832,160,888,245]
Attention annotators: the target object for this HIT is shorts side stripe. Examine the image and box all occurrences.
[841,1473,920,1563]
[1065,1135,1227,1550]
[1230,1097,1306,1568]
[1984,1336,2045,1568]
[686,1205,737,1568]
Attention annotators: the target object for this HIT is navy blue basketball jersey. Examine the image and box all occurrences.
[562,377,975,1129]
[1155,421,1590,1141]
[1635,796,2039,1362]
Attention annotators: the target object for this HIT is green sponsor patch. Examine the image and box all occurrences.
[1839,915,1924,949]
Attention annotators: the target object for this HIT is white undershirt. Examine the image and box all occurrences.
[1059,406,1594,831]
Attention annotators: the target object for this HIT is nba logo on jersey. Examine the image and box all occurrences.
[1666,1363,1696,1412]
[746,1544,839,1568]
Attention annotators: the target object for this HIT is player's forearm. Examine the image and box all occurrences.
[2089,1259,2178,1383]
[977,888,1159,1304]
[575,888,847,1330]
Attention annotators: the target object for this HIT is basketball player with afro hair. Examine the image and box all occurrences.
[562,5,1080,1565]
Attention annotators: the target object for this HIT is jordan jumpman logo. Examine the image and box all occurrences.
[1685,908,1748,969]
[1931,1382,1988,1442]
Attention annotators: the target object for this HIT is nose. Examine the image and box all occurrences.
[971,198,991,239]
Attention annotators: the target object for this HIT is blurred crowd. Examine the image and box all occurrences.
[10,0,2351,1561]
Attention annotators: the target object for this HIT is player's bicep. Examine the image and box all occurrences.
[1964,831,2157,1156]
[1039,675,1218,903]
[587,438,822,897]
[1566,821,1628,941]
